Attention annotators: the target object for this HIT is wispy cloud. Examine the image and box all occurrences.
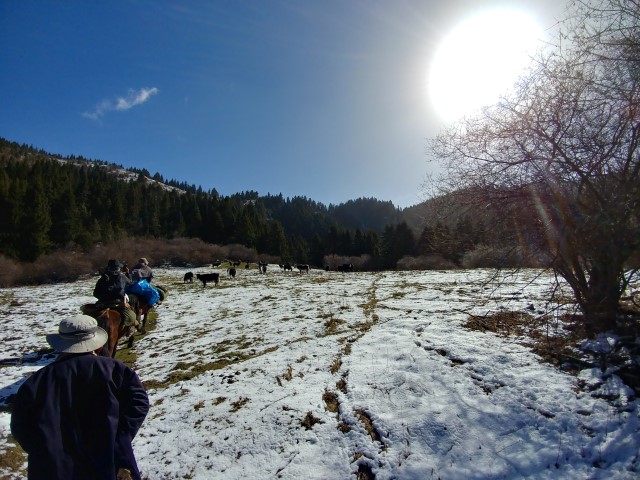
[82,87,159,120]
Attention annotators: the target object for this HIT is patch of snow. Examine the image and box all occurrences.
[1,268,638,479]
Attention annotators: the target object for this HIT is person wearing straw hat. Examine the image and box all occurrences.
[130,257,168,303]
[131,257,153,283]
[10,315,149,480]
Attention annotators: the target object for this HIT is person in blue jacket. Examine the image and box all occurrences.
[10,314,150,480]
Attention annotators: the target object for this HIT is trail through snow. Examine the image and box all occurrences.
[1,267,638,479]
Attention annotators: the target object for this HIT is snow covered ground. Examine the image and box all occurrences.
[1,267,638,479]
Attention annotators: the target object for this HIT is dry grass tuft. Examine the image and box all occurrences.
[337,421,351,433]
[322,389,340,414]
[336,376,348,394]
[330,356,342,374]
[0,437,27,476]
[464,310,539,336]
[355,462,375,480]
[143,346,278,391]
[230,397,250,412]
[323,316,347,336]
[301,411,323,430]
[355,409,383,446]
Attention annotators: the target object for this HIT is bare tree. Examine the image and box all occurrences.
[429,0,640,334]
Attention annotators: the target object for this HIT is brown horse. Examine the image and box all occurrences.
[127,294,153,334]
[96,308,128,358]
[80,304,135,358]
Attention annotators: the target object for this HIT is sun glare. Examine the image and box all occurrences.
[428,8,544,123]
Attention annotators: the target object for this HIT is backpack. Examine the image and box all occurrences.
[125,279,160,306]
[94,272,125,302]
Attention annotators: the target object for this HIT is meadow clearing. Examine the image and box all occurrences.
[1,267,638,479]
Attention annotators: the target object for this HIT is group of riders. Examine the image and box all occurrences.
[87,257,167,336]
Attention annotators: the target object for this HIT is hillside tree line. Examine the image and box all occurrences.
[0,138,521,271]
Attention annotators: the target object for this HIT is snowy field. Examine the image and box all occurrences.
[0,267,638,479]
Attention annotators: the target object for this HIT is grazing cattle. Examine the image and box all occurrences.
[283,262,293,272]
[232,260,241,267]
[196,272,220,287]
[212,260,222,267]
[258,262,267,274]
[337,263,354,272]
[183,271,194,283]
[227,268,237,278]
[296,264,310,273]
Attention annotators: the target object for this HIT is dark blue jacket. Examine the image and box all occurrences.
[94,271,131,303]
[10,353,149,480]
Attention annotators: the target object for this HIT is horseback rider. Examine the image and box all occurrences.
[130,257,168,303]
[131,257,153,283]
[93,259,140,331]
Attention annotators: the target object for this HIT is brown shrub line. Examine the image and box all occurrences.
[0,237,271,287]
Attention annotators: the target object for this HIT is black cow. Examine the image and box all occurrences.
[283,262,293,272]
[183,271,194,283]
[227,268,237,278]
[296,264,310,273]
[196,273,220,287]
[337,263,354,272]
[258,262,267,274]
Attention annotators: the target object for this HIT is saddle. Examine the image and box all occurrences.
[81,301,138,327]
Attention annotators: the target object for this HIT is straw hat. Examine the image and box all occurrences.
[46,315,108,353]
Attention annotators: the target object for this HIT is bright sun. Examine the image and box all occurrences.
[428,8,544,123]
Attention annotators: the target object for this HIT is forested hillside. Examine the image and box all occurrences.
[0,138,504,270]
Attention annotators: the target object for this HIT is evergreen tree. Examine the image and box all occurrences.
[49,182,81,247]
[266,220,289,258]
[309,233,324,267]
[18,177,51,261]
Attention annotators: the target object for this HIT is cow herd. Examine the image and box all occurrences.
[182,261,354,287]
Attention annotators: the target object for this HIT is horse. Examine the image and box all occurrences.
[127,294,153,334]
[96,308,130,358]
[80,304,132,358]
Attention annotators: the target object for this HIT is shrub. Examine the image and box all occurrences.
[461,245,542,269]
[396,255,457,270]
[0,255,21,287]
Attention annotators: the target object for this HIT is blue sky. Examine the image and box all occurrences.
[0,0,565,208]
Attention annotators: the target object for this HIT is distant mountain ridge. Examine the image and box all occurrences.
[0,137,430,264]
[0,137,420,229]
